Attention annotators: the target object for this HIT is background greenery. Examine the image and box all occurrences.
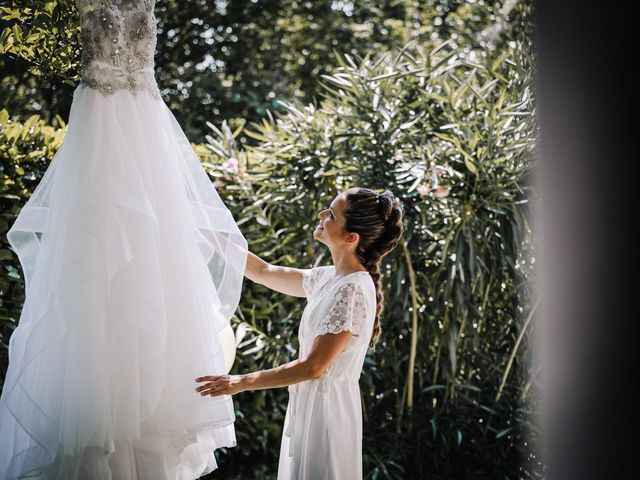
[1,0,540,478]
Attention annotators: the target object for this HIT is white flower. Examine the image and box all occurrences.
[417,184,430,197]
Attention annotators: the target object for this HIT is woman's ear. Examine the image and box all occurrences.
[345,232,359,245]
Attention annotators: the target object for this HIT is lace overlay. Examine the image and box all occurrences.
[316,282,368,338]
[301,268,313,297]
[301,266,332,299]
[78,0,160,99]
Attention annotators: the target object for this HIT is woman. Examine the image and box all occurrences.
[195,187,404,479]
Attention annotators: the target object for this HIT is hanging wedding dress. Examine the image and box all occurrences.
[0,0,248,478]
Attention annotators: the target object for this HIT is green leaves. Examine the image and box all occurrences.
[0,0,80,82]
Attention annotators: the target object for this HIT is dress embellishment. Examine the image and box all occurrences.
[79,0,160,98]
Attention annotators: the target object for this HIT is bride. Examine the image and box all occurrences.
[195,187,404,479]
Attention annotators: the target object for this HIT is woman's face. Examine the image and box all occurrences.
[314,192,355,247]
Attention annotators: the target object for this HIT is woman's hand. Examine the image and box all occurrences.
[195,374,246,397]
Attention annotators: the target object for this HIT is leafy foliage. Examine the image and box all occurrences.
[0,0,79,82]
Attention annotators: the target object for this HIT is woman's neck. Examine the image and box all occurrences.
[329,249,367,276]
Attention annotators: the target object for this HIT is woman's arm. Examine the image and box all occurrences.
[245,250,307,298]
[194,331,352,396]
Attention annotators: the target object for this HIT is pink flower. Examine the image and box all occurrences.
[213,180,223,189]
[224,157,239,173]
[434,187,450,198]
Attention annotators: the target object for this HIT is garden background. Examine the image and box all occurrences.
[0,0,539,478]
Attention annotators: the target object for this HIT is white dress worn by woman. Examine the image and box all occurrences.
[0,1,248,479]
[277,265,376,480]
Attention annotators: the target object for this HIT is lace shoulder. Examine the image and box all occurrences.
[316,281,370,337]
[301,265,332,298]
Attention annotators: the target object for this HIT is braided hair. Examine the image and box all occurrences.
[342,188,404,349]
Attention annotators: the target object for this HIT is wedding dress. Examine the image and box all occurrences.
[277,266,376,480]
[0,0,248,478]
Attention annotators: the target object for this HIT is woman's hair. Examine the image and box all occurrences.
[342,187,404,349]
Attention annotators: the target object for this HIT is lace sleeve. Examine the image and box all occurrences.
[316,281,368,337]
[301,267,318,298]
[302,266,330,298]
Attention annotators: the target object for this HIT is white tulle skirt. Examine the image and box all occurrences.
[0,84,248,480]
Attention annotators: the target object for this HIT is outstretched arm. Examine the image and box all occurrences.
[194,331,352,396]
[245,250,307,298]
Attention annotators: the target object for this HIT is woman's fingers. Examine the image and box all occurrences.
[195,379,230,395]
[202,390,223,397]
[195,375,220,382]
[195,374,237,396]
[200,385,228,396]
[195,381,219,392]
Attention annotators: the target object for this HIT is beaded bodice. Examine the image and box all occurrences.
[78,0,160,99]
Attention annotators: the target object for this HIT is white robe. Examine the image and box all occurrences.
[277,265,376,480]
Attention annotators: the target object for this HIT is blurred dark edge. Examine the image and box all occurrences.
[535,0,638,478]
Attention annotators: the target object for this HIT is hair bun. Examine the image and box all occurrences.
[378,191,401,223]
[377,192,389,218]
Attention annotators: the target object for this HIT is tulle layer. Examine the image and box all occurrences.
[0,84,248,479]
